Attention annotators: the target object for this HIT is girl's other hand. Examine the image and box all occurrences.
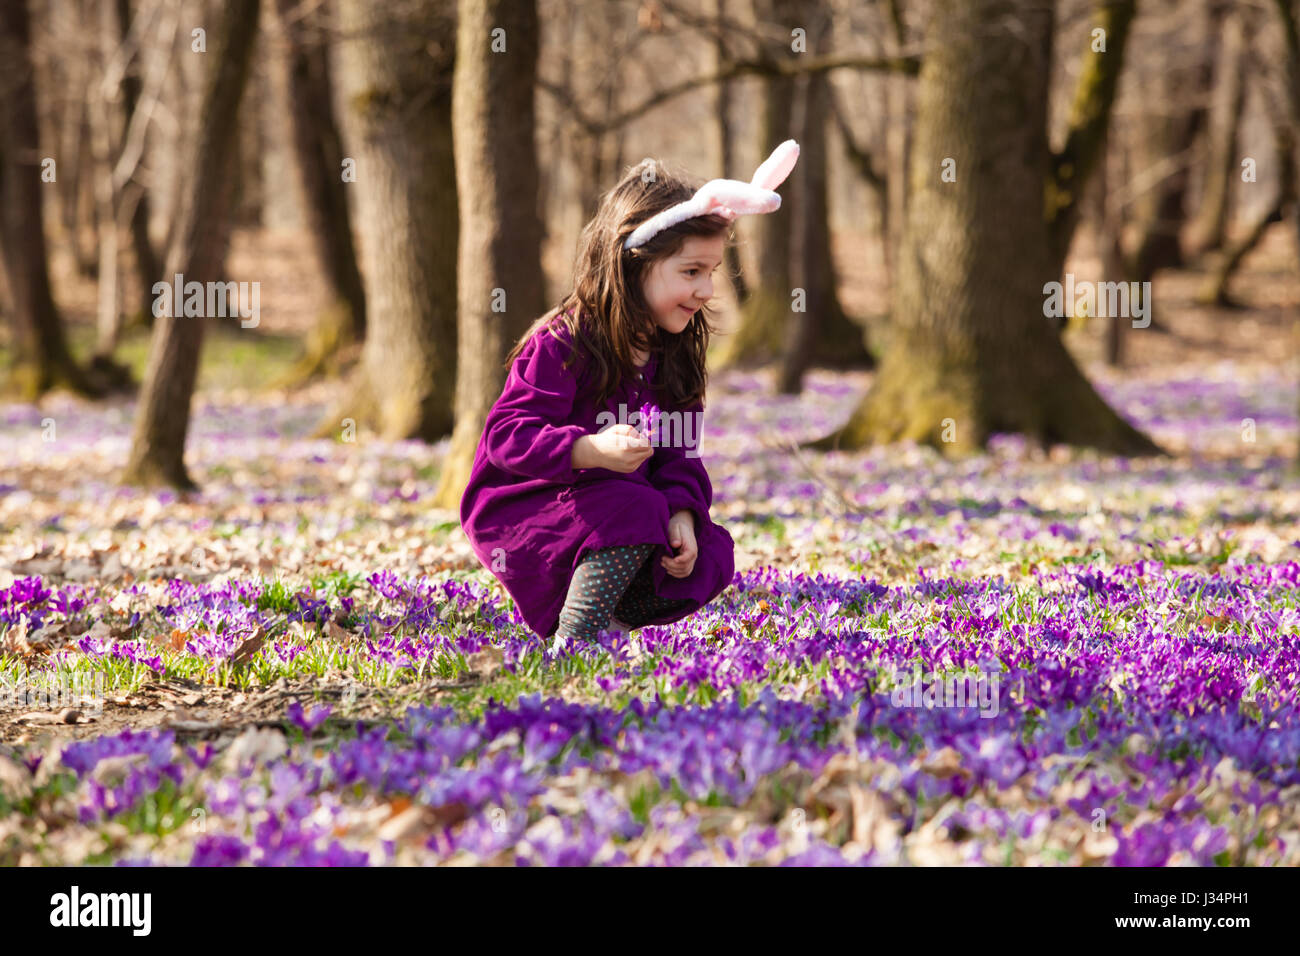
[662,511,698,577]
[583,424,653,473]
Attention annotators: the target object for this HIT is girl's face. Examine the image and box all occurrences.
[641,235,725,335]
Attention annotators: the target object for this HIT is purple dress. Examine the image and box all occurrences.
[459,317,735,638]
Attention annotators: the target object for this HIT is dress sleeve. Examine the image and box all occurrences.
[646,396,713,530]
[481,327,588,483]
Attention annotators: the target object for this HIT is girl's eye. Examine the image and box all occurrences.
[685,269,698,277]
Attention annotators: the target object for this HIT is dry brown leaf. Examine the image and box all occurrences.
[0,620,29,656]
[153,628,193,652]
[229,624,269,667]
[324,618,354,646]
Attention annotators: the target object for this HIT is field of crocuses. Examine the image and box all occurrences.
[2,354,1299,866]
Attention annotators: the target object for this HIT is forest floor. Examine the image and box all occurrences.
[0,225,1297,865]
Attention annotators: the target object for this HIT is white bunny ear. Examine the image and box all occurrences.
[750,139,799,191]
[623,142,799,250]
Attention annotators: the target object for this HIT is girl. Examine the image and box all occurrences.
[459,141,799,650]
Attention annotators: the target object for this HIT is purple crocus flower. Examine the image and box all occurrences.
[287,700,333,734]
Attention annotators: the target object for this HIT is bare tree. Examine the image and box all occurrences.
[776,0,874,393]
[87,0,176,389]
[121,0,261,488]
[269,0,367,386]
[1188,3,1249,257]
[0,0,102,400]
[1126,0,1213,289]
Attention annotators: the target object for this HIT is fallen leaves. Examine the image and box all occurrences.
[154,628,194,653]
[228,624,269,667]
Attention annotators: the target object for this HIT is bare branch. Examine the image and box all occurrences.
[539,51,920,136]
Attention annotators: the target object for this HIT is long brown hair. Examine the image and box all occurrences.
[506,157,733,410]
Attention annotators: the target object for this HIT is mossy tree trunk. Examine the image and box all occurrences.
[432,0,544,509]
[321,0,458,442]
[120,0,260,489]
[1043,0,1136,278]
[809,0,1161,459]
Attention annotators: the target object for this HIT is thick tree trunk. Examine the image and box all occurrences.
[269,0,367,386]
[0,0,101,401]
[432,0,544,509]
[1187,6,1248,257]
[809,0,1161,458]
[121,0,261,489]
[320,0,457,442]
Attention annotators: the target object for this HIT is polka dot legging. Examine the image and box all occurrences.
[555,543,694,641]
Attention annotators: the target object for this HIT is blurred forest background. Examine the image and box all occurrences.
[1,0,1298,504]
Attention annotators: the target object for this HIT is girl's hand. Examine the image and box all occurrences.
[662,511,698,578]
[579,424,653,473]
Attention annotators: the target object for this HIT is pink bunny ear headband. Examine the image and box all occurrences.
[623,139,800,251]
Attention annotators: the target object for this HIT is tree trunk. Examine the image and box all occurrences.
[121,0,261,489]
[1128,0,1212,286]
[114,0,162,327]
[1044,0,1137,278]
[882,0,911,287]
[1187,6,1248,257]
[87,0,136,390]
[714,0,749,307]
[1091,148,1127,366]
[432,0,544,509]
[0,0,101,401]
[716,0,799,368]
[49,0,98,279]
[1204,4,1300,306]
[320,0,457,442]
[87,35,127,381]
[776,1,874,394]
[809,0,1162,458]
[269,0,368,387]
